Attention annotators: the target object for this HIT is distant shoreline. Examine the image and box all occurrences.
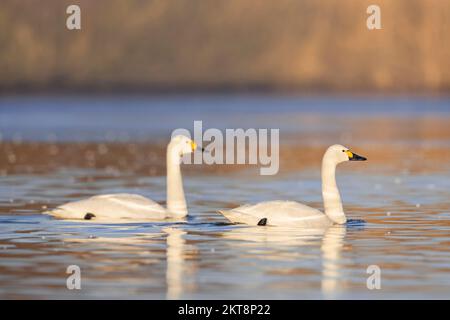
[1,85,450,98]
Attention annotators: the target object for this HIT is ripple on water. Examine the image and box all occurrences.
[0,168,450,299]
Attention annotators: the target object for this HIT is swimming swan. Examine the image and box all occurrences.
[44,135,202,222]
[218,144,367,227]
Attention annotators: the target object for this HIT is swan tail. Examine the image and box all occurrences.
[43,207,84,220]
[257,218,268,226]
[218,210,264,226]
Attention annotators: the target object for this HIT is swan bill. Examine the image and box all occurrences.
[190,141,197,152]
[192,141,207,153]
[347,151,367,161]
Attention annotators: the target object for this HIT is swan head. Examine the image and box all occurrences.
[170,135,201,156]
[325,144,367,164]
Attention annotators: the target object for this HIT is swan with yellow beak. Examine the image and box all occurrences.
[45,135,202,222]
[219,144,367,227]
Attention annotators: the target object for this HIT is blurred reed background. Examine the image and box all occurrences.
[0,0,449,94]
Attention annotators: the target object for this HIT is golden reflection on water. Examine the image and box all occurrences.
[164,227,187,300]
[321,226,346,298]
[2,115,450,177]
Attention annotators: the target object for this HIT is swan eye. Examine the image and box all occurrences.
[342,150,345,152]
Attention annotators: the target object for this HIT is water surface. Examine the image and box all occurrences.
[0,96,449,299]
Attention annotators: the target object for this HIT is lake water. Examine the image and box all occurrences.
[0,95,450,299]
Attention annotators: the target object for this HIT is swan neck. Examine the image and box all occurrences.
[321,156,346,224]
[166,144,187,217]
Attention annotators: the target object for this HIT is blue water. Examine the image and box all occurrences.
[1,168,450,299]
[1,95,450,299]
[1,95,449,142]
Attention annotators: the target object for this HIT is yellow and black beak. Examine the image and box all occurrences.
[190,141,197,152]
[191,141,206,152]
[346,150,367,161]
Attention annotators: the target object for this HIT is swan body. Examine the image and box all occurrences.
[49,194,167,222]
[44,135,200,222]
[220,201,333,228]
[219,144,367,227]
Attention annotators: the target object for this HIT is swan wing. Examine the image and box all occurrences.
[220,200,331,227]
[45,193,167,221]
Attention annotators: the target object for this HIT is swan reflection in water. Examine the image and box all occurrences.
[221,224,347,298]
[164,227,189,300]
[63,226,196,299]
[320,226,346,298]
[63,223,347,298]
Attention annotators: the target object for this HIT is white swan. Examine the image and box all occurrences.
[44,135,201,222]
[218,144,367,227]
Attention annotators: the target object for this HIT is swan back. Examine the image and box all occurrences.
[45,193,167,221]
[220,200,332,227]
